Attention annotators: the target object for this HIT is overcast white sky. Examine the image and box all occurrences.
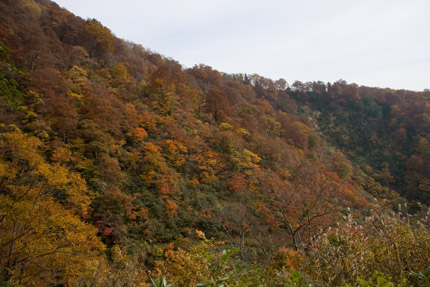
[53,0,429,91]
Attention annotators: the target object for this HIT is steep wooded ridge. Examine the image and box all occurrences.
[0,0,429,286]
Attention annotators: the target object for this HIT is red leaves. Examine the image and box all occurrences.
[103,227,113,236]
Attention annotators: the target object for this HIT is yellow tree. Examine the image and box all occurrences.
[0,126,105,286]
[84,19,115,58]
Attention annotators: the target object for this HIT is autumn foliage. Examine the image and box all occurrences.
[0,0,429,286]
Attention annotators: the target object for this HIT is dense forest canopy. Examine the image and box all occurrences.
[0,0,429,286]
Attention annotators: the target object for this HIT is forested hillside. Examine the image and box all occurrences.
[289,82,430,207]
[0,0,429,286]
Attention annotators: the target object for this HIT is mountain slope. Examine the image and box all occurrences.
[0,0,429,286]
[289,81,430,206]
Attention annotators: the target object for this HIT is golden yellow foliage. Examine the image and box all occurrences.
[0,127,105,286]
[111,62,128,81]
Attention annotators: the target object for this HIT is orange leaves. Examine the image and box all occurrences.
[338,183,371,208]
[162,139,188,167]
[266,214,279,228]
[132,127,148,142]
[129,207,149,222]
[254,200,280,228]
[227,173,248,193]
[274,247,301,269]
[188,178,200,186]
[206,150,219,166]
[165,199,178,217]
[142,65,181,115]
[190,149,219,183]
[262,160,346,249]
[141,170,156,185]
[138,112,158,133]
[144,141,162,154]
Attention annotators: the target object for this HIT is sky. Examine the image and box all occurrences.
[53,0,430,91]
